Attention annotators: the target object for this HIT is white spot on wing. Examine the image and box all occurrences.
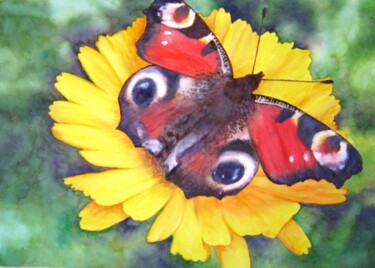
[142,139,165,156]
[164,30,172,35]
[293,111,303,120]
[163,14,173,21]
[164,154,178,172]
[289,155,295,163]
[161,40,168,46]
[164,133,200,172]
[200,33,214,44]
[303,152,310,162]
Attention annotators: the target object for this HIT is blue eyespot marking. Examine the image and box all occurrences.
[132,78,156,108]
[212,161,245,185]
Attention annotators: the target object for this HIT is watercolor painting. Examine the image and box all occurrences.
[1,0,374,267]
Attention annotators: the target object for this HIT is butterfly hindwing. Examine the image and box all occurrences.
[137,0,232,78]
[248,95,362,187]
[166,133,260,199]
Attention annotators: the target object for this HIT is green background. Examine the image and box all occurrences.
[1,0,374,267]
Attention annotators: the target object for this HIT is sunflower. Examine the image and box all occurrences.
[49,8,349,267]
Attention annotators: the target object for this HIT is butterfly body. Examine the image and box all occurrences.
[118,0,362,199]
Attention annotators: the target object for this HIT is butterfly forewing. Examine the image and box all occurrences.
[137,0,232,78]
[248,95,362,187]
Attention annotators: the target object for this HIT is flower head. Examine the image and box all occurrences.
[50,8,348,267]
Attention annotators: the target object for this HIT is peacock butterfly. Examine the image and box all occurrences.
[117,0,362,199]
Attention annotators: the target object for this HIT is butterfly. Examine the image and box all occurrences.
[117,0,362,199]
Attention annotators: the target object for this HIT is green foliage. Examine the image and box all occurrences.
[0,0,374,267]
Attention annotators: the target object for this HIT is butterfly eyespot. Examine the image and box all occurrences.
[158,3,195,29]
[174,5,190,23]
[212,150,259,186]
[120,66,172,108]
[132,78,156,108]
[212,161,245,185]
[326,135,342,151]
[311,130,349,171]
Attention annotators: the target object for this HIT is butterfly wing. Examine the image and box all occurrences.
[118,65,207,147]
[166,131,260,199]
[137,0,232,78]
[248,95,363,187]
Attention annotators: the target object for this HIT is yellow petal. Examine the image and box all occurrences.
[196,196,231,246]
[96,35,128,83]
[221,196,263,236]
[124,17,147,41]
[223,18,258,78]
[244,189,301,238]
[202,9,217,31]
[96,20,148,84]
[94,18,148,85]
[147,189,186,243]
[171,199,211,262]
[79,148,146,169]
[204,9,232,44]
[251,176,348,205]
[49,101,118,129]
[222,189,300,238]
[277,219,311,255]
[109,30,148,78]
[64,169,160,206]
[123,182,174,222]
[216,233,251,268]
[54,72,117,106]
[255,32,311,80]
[52,124,134,150]
[79,201,128,231]
[78,46,122,95]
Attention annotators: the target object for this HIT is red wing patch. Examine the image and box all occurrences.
[250,104,317,177]
[140,99,194,138]
[137,0,232,78]
[248,96,362,187]
[138,25,223,78]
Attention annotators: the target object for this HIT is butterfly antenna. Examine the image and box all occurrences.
[253,8,334,85]
[251,7,267,74]
[262,78,334,84]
